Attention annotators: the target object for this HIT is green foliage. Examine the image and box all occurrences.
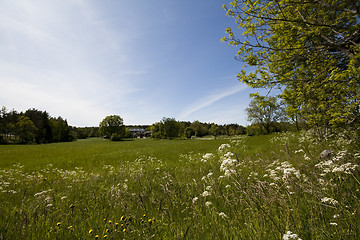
[16,116,37,143]
[246,95,286,134]
[184,126,195,138]
[223,0,360,135]
[0,107,74,144]
[99,115,125,140]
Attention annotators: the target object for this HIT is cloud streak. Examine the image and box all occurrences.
[178,84,248,120]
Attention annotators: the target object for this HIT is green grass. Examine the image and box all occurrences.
[0,134,359,239]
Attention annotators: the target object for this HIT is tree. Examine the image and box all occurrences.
[246,94,285,134]
[209,123,220,138]
[16,116,37,143]
[184,126,196,139]
[222,1,360,135]
[99,115,125,140]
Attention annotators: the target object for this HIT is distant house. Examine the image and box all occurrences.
[129,128,151,138]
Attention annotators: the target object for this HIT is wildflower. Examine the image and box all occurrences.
[321,197,338,205]
[192,197,198,204]
[115,222,119,227]
[95,235,99,239]
[103,235,107,238]
[68,226,73,230]
[330,222,338,226]
[89,229,93,234]
[120,216,125,221]
[123,229,126,233]
[202,191,211,197]
[225,184,231,189]
[219,212,228,218]
[283,231,302,240]
[56,222,61,227]
[105,229,109,233]
[205,201,212,207]
[148,219,152,224]
[108,220,112,224]
[69,204,75,209]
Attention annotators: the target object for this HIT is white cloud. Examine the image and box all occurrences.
[178,84,248,120]
[0,0,148,126]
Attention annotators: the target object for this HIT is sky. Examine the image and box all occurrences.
[0,0,263,127]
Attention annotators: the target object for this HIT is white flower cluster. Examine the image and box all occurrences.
[218,143,231,154]
[265,160,301,182]
[315,150,359,175]
[321,197,338,205]
[283,231,302,240]
[201,153,214,163]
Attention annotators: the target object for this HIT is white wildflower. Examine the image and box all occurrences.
[206,186,212,191]
[225,184,231,189]
[224,169,236,177]
[218,144,231,153]
[192,197,198,204]
[283,231,302,240]
[202,153,214,162]
[205,201,212,207]
[321,197,338,205]
[219,212,228,218]
[202,191,211,197]
[330,222,338,226]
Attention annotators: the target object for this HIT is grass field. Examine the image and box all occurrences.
[0,133,359,239]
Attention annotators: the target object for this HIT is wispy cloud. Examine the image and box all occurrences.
[178,84,248,120]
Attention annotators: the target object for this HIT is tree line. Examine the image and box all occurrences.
[0,107,75,144]
[1,105,297,144]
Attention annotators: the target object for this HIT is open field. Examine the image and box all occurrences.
[0,133,359,239]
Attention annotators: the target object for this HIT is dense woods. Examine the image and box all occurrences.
[0,107,75,144]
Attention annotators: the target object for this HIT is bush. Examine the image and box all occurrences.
[110,133,123,141]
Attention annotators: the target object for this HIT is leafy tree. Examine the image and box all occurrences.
[246,94,285,134]
[16,116,37,143]
[222,0,360,135]
[161,117,180,139]
[209,123,220,138]
[184,126,196,139]
[50,117,74,142]
[25,109,52,143]
[190,121,208,137]
[99,115,125,140]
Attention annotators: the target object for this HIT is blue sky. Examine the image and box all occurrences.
[0,0,261,127]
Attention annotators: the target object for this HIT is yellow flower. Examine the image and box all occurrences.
[123,229,126,233]
[69,204,75,209]
[68,226,73,230]
[115,222,119,227]
[103,235,107,238]
[105,229,109,233]
[95,235,99,239]
[120,216,125,221]
[108,220,112,224]
[89,229,93,234]
[56,222,61,227]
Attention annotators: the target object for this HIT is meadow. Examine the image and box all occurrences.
[0,132,359,239]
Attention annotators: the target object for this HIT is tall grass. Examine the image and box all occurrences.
[0,133,359,239]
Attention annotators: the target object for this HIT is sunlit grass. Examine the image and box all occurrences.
[0,133,359,239]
